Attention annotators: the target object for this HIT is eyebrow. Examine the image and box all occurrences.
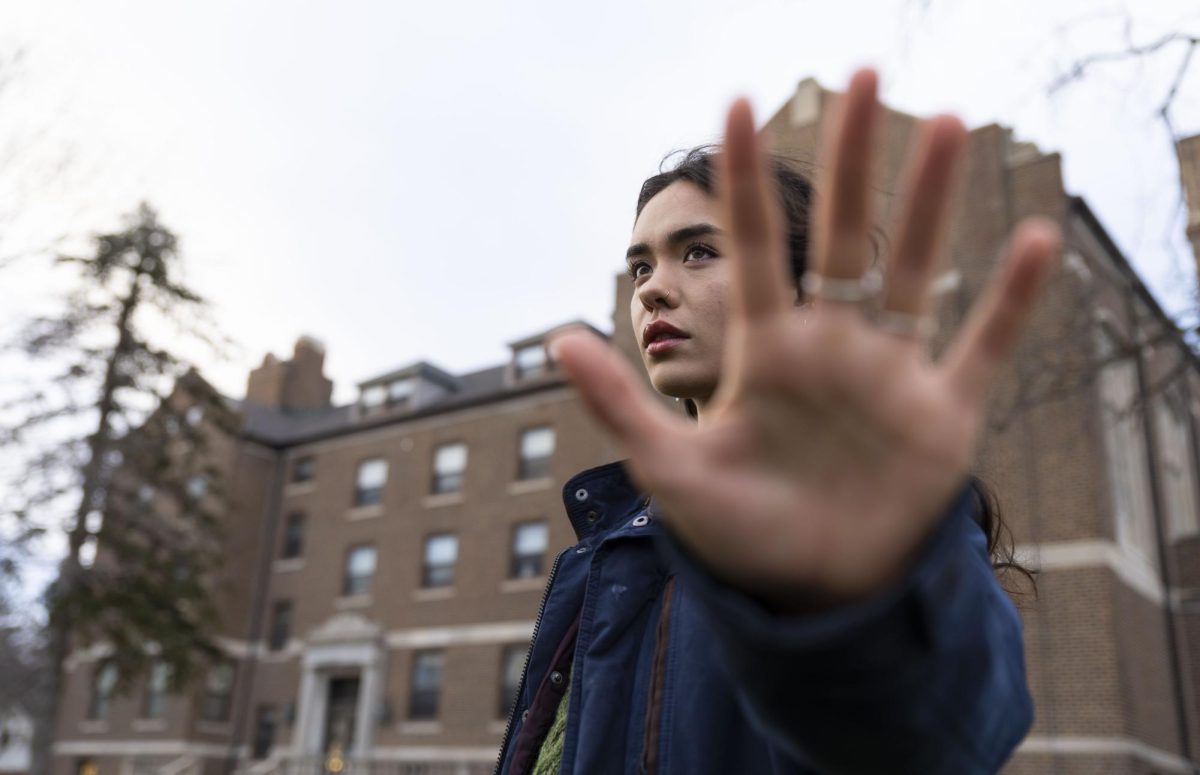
[625,223,724,263]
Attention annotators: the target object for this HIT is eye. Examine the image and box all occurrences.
[627,260,652,282]
[684,243,717,262]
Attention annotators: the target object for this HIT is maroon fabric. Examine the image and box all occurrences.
[508,610,582,775]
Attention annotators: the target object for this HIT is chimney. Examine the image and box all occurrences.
[1178,133,1200,286]
[246,335,333,411]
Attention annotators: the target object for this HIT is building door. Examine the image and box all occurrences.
[322,676,360,771]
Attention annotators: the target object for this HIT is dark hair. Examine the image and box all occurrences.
[636,145,1036,597]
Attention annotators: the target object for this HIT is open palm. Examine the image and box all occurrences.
[550,69,1060,611]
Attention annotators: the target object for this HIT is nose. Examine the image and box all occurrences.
[636,268,678,312]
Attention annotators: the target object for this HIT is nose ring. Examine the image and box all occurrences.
[664,289,672,301]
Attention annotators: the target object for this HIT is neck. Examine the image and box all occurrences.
[690,395,714,427]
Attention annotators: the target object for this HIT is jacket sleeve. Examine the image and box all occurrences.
[652,482,1034,775]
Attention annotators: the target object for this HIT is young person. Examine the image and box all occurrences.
[494,68,1059,775]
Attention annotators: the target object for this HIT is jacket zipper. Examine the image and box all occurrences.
[492,546,570,775]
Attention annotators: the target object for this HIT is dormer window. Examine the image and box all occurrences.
[362,384,387,409]
[514,343,548,379]
[388,378,415,405]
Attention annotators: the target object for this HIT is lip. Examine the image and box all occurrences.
[642,320,690,355]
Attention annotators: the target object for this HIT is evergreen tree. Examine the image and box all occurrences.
[1,203,236,775]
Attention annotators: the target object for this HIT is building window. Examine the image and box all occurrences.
[291,456,315,483]
[389,378,415,405]
[1096,327,1157,567]
[252,705,276,759]
[1157,396,1199,539]
[88,662,118,720]
[200,661,236,723]
[186,474,208,500]
[422,533,458,588]
[268,601,292,651]
[361,384,387,409]
[354,458,387,506]
[514,344,548,379]
[498,644,528,719]
[408,650,444,720]
[510,521,548,579]
[280,513,305,559]
[185,405,205,426]
[343,544,377,597]
[141,661,171,719]
[518,427,555,480]
[431,442,467,494]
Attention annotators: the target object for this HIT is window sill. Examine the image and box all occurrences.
[78,721,108,734]
[334,594,372,610]
[413,587,455,602]
[273,558,306,573]
[500,577,546,593]
[132,718,168,732]
[284,481,316,497]
[347,504,383,521]
[508,478,552,495]
[398,721,442,735]
[422,492,464,509]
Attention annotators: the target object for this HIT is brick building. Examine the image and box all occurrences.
[50,80,1200,775]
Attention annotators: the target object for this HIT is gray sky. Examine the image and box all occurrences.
[2,0,1198,409]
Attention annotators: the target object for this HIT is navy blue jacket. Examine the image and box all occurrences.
[494,461,1033,775]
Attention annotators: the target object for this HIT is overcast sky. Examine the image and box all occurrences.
[2,0,1198,410]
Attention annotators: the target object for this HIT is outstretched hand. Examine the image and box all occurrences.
[549,69,1060,612]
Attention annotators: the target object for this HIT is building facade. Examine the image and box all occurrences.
[50,80,1200,775]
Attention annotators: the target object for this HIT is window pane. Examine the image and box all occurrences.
[344,546,377,596]
[389,378,415,402]
[498,644,528,719]
[90,663,117,719]
[515,345,547,377]
[143,662,171,719]
[292,456,314,482]
[282,513,305,559]
[355,459,387,505]
[186,475,208,499]
[434,443,467,474]
[357,459,388,488]
[409,651,444,719]
[513,522,548,555]
[362,385,387,407]
[424,534,457,565]
[423,534,457,587]
[269,602,291,650]
[520,427,555,459]
[347,546,377,576]
[253,705,276,759]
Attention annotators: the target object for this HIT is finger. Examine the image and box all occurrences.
[546,327,686,470]
[881,115,967,317]
[719,98,792,323]
[941,218,1061,407]
[811,68,880,283]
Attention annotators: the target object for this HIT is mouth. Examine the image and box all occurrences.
[643,321,690,357]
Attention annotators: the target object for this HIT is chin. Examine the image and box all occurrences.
[646,361,716,401]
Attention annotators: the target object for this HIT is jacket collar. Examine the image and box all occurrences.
[560,460,650,542]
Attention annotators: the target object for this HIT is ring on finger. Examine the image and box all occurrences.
[873,308,937,340]
[800,267,882,304]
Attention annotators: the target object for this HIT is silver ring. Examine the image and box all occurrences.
[800,268,882,304]
[873,309,937,340]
